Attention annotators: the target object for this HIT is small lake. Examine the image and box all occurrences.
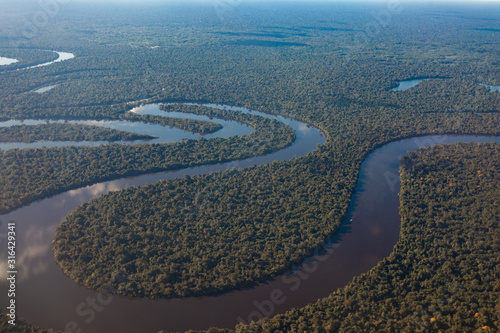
[391,79,500,93]
[480,83,500,92]
[0,56,18,66]
[390,78,429,91]
[33,85,59,94]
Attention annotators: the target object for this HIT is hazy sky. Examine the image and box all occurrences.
[69,0,500,2]
[4,0,500,3]
[3,0,499,12]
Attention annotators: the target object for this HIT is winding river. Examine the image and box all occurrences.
[0,103,497,332]
[23,51,75,70]
[0,50,75,72]
[0,104,253,151]
[0,52,498,332]
[0,103,325,332]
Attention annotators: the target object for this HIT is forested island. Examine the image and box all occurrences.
[0,1,499,332]
[0,123,156,143]
[0,105,295,214]
[10,141,500,333]
[123,105,224,134]
[227,142,499,332]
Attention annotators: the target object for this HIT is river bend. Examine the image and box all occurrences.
[0,102,324,332]
[0,110,496,332]
[1,50,498,332]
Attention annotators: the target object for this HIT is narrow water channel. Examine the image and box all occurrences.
[0,103,324,333]
[0,104,253,151]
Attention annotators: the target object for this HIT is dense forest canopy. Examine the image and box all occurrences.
[0,1,499,332]
[233,142,500,332]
